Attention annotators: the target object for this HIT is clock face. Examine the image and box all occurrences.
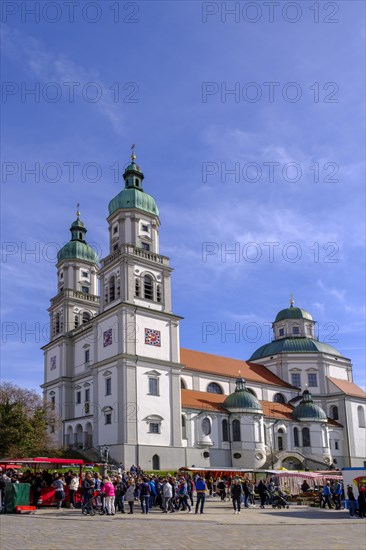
[145,328,161,347]
[103,329,113,347]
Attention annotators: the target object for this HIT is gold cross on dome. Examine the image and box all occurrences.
[131,143,136,161]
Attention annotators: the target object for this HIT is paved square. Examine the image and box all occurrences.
[1,500,365,550]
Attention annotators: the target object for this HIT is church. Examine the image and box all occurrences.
[42,150,366,471]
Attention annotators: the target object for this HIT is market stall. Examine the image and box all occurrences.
[1,458,87,508]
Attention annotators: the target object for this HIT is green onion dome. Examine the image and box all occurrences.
[292,389,327,422]
[249,337,342,361]
[223,377,263,412]
[108,157,159,217]
[275,306,313,323]
[57,215,98,265]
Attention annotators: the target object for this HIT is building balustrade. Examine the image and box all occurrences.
[101,243,170,267]
[50,288,100,306]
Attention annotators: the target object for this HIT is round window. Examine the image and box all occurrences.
[203,451,210,459]
[233,453,242,459]
[202,417,211,436]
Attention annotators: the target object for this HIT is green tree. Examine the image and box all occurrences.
[0,383,54,457]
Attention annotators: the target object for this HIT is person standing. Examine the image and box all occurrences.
[162,478,173,513]
[195,477,207,514]
[103,476,116,516]
[257,480,268,509]
[248,481,256,506]
[231,479,242,514]
[242,480,250,508]
[357,483,366,518]
[52,475,66,510]
[347,485,357,518]
[333,480,343,510]
[322,482,333,509]
[217,478,226,502]
[69,473,79,509]
[125,480,136,514]
[187,476,194,506]
[81,472,94,507]
[139,478,151,514]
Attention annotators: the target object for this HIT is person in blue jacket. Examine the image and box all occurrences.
[322,481,333,509]
[195,477,207,514]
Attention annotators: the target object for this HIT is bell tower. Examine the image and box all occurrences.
[99,148,172,315]
[49,207,100,338]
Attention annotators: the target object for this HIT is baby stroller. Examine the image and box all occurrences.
[82,491,106,516]
[271,488,290,509]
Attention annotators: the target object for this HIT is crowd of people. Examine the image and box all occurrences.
[1,466,365,519]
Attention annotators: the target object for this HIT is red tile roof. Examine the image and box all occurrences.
[260,401,295,420]
[181,389,225,412]
[327,377,366,398]
[180,348,293,388]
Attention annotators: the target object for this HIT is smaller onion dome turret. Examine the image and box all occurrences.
[274,305,313,323]
[108,146,159,217]
[57,206,99,265]
[292,389,327,422]
[223,376,262,413]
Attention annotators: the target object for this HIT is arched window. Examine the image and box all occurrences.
[277,428,284,451]
[232,419,241,442]
[104,284,108,304]
[294,427,299,447]
[180,378,186,389]
[116,278,120,298]
[222,419,229,442]
[74,315,79,329]
[302,427,311,447]
[152,454,160,470]
[207,382,223,394]
[273,393,286,404]
[181,415,187,439]
[135,278,140,297]
[109,275,116,302]
[358,406,366,428]
[247,388,257,397]
[55,313,60,334]
[330,405,339,421]
[202,417,211,436]
[82,312,91,324]
[144,275,153,300]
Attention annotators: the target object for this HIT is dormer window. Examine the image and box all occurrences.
[293,326,300,335]
[279,328,284,337]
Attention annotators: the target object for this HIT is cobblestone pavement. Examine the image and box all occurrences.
[1,500,365,550]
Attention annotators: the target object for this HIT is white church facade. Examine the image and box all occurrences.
[42,152,366,471]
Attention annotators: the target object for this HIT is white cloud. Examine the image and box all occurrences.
[2,25,125,135]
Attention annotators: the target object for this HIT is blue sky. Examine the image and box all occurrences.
[1,1,365,392]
